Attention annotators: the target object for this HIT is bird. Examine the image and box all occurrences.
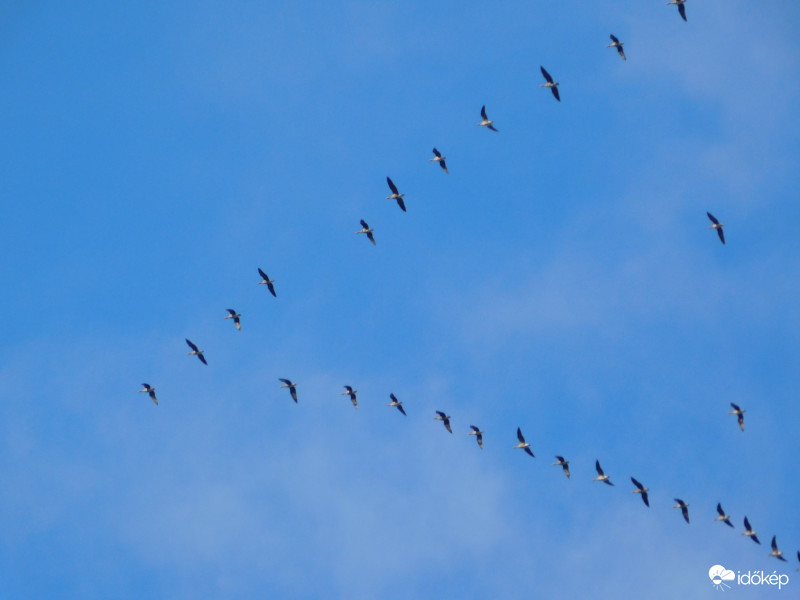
[770,536,787,562]
[513,427,535,457]
[434,410,453,433]
[728,402,745,432]
[552,456,570,479]
[429,148,448,173]
[666,0,687,22]
[539,66,560,102]
[607,34,626,60]
[257,268,277,297]
[224,308,241,331]
[714,503,734,528]
[630,477,650,507]
[185,339,207,365]
[469,425,484,449]
[138,383,158,405]
[477,105,498,131]
[387,393,406,416]
[356,219,376,245]
[743,516,761,544]
[341,385,358,408]
[707,212,725,245]
[673,499,690,524]
[279,379,298,403]
[385,177,406,212]
[592,460,613,485]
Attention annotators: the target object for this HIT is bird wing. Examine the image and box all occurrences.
[744,516,752,530]
[436,410,445,419]
[617,47,626,60]
[279,378,291,385]
[481,105,488,120]
[488,124,498,132]
[344,385,353,393]
[367,231,376,245]
[432,147,441,158]
[610,34,619,44]
[716,503,724,516]
[390,393,398,403]
[439,159,448,173]
[631,477,643,490]
[267,281,277,297]
[540,66,553,83]
[444,417,452,433]
[185,339,198,351]
[516,427,525,443]
[398,405,407,416]
[707,212,719,225]
[258,267,268,280]
[717,228,725,244]
[551,87,561,102]
[523,446,534,457]
[595,460,604,476]
[360,219,369,228]
[642,492,650,507]
[772,536,779,552]
[470,425,480,433]
[397,197,406,212]
[198,354,208,365]
[141,383,151,389]
[730,402,740,411]
[387,177,398,194]
[226,309,236,316]
[678,3,686,21]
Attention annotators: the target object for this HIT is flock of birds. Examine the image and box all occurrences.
[134,0,798,575]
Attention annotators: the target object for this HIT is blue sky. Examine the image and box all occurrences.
[1,1,799,598]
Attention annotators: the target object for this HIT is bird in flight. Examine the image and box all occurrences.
[341,385,358,408]
[666,0,687,22]
[477,105,498,131]
[185,339,207,365]
[707,212,725,245]
[434,411,453,433]
[224,308,241,331]
[257,268,277,297]
[728,402,745,431]
[673,498,690,524]
[743,516,760,544]
[356,219,376,245]
[714,503,734,528]
[138,383,158,405]
[607,34,626,60]
[769,536,787,562]
[387,393,406,416]
[429,148,449,173]
[469,425,484,449]
[513,427,535,457]
[592,460,613,485]
[279,379,298,403]
[540,66,560,102]
[552,456,570,479]
[631,477,650,507]
[385,177,406,212]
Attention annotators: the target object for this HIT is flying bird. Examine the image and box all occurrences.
[138,383,158,405]
[385,177,406,212]
[356,219,376,245]
[224,308,241,331]
[728,402,745,432]
[707,212,725,245]
[666,0,687,22]
[341,385,358,408]
[513,427,535,457]
[279,379,298,403]
[429,148,449,173]
[469,425,484,449]
[539,66,560,102]
[607,34,626,60]
[631,477,650,507]
[552,456,570,479]
[434,411,453,433]
[477,105,498,131]
[715,503,734,528]
[673,499,690,524]
[592,460,613,485]
[770,536,787,562]
[257,268,277,297]
[743,516,761,544]
[387,393,406,416]
[185,339,207,365]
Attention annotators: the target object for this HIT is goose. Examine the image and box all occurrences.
[138,383,158,405]
[429,148,449,173]
[387,393,406,416]
[673,499,690,524]
[185,339,207,365]
[592,460,613,485]
[469,425,484,449]
[513,427,535,457]
[707,212,725,245]
[224,308,241,331]
[715,503,734,528]
[477,105,498,131]
[434,410,453,433]
[552,456,570,479]
[279,379,298,403]
[356,219,376,245]
[743,516,761,544]
[770,536,787,562]
[631,477,650,507]
[666,0,687,22]
[257,268,277,297]
[385,177,406,212]
[341,385,358,408]
[728,402,745,432]
[607,34,626,60]
[540,66,560,102]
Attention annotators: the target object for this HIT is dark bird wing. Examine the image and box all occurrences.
[707,212,720,225]
[523,446,535,457]
[387,177,399,195]
[517,427,526,444]
[716,503,725,517]
[267,281,277,297]
[432,147,441,158]
[367,231,376,245]
[617,46,626,60]
[642,492,650,507]
[439,158,448,173]
[443,417,452,433]
[470,425,480,433]
[730,402,741,412]
[141,383,151,390]
[258,267,268,280]
[717,228,725,244]
[226,309,236,316]
[595,460,604,476]
[678,3,686,21]
[481,105,488,120]
[752,534,761,545]
[185,339,198,352]
[631,477,643,490]
[397,404,406,416]
[744,516,752,530]
[436,410,445,419]
[390,393,398,403]
[771,536,779,552]
[540,66,553,83]
[397,197,406,212]
[360,219,369,229]
[344,385,353,393]
[279,378,291,385]
[610,34,619,44]
[198,353,207,365]
[551,86,560,102]
[487,124,498,132]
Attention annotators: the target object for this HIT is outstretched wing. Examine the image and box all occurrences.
[387,177,399,195]
[610,34,619,44]
[678,3,687,21]
[432,147,441,158]
[707,212,719,225]
[481,104,488,120]
[551,86,561,102]
[360,219,369,229]
[185,338,198,352]
[258,267,268,280]
[540,66,553,83]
